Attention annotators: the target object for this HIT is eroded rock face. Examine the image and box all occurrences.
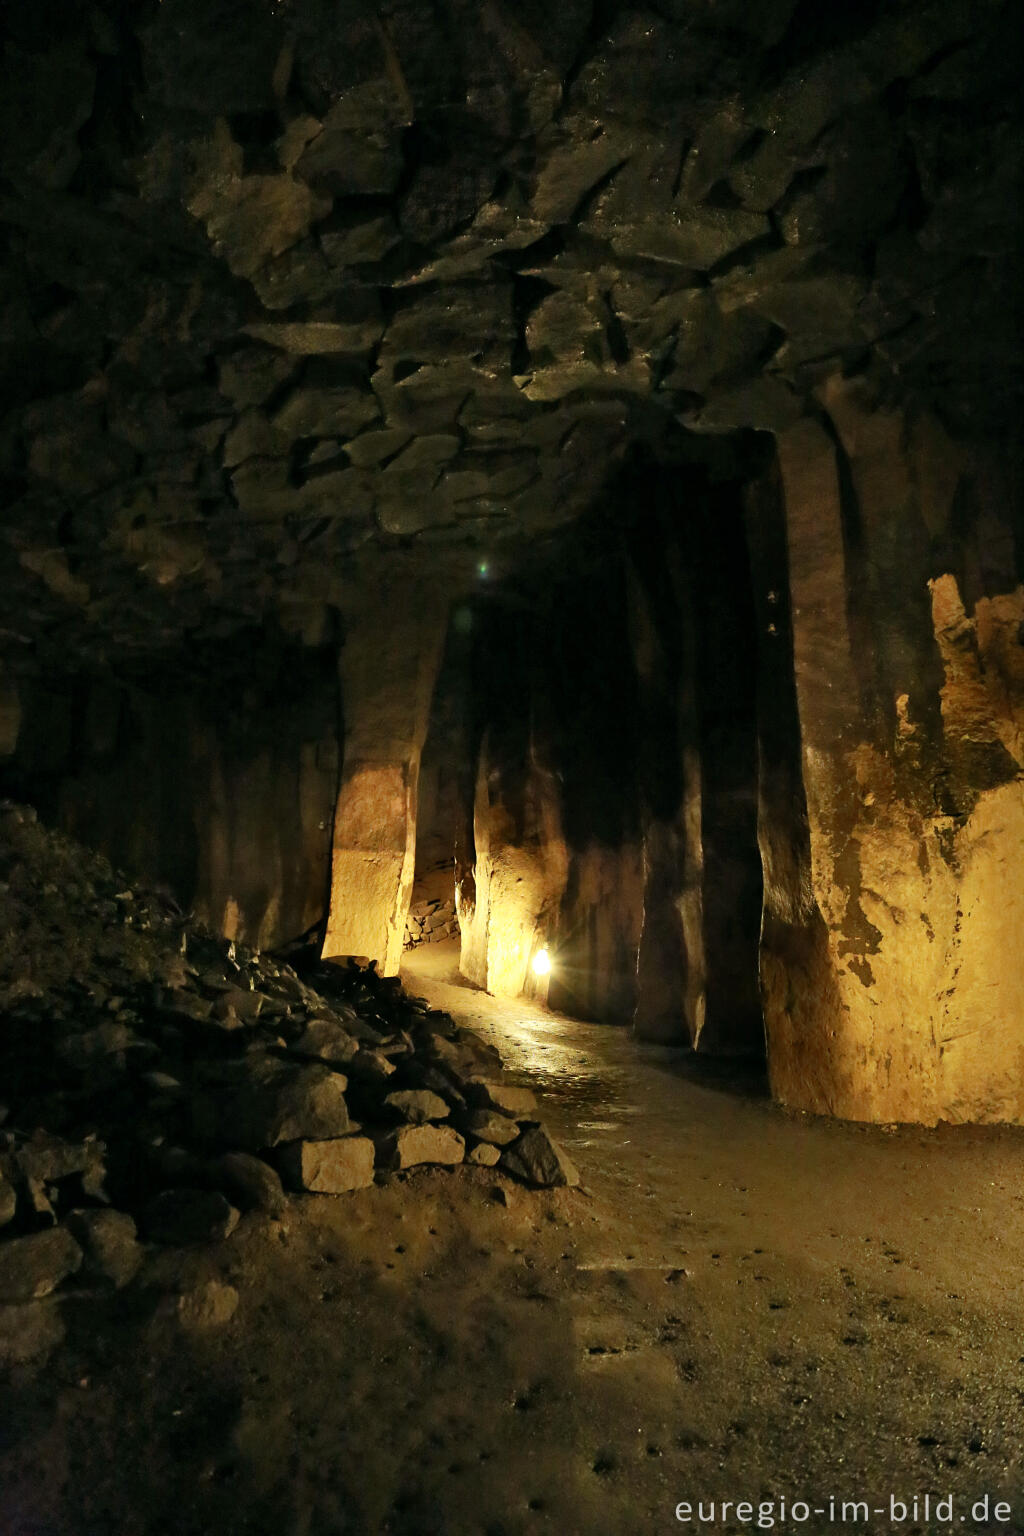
[0,3,1021,1129]
[763,392,1024,1124]
[0,0,1019,678]
[323,578,449,975]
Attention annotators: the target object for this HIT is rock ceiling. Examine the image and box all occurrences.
[1,0,1020,664]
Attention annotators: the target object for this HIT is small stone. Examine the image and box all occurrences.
[0,1301,66,1368]
[281,1136,376,1193]
[0,1172,16,1227]
[14,1131,107,1192]
[466,1080,538,1117]
[143,1071,183,1093]
[384,1125,465,1170]
[429,1035,501,1083]
[500,1125,579,1189]
[347,1048,396,1084]
[463,1108,520,1146]
[414,1067,467,1110]
[468,1143,501,1167]
[66,1209,141,1289]
[56,1022,139,1069]
[213,987,264,1022]
[292,1018,359,1065]
[0,1227,83,1303]
[142,1188,240,1246]
[384,1089,450,1125]
[213,1152,287,1214]
[163,1279,239,1331]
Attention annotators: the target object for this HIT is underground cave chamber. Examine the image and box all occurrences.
[4,420,1022,1132]
[0,0,1022,1147]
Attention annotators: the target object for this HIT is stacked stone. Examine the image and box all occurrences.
[403,893,458,950]
[0,803,578,1363]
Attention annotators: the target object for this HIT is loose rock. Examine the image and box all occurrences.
[462,1108,521,1147]
[161,1279,239,1331]
[0,1301,66,1368]
[384,1089,450,1125]
[292,1019,359,1065]
[193,1059,352,1151]
[384,1125,466,1170]
[212,1152,287,1215]
[142,1188,240,1245]
[0,1172,16,1227]
[281,1136,376,1193]
[66,1208,142,1289]
[500,1126,580,1189]
[466,1081,538,1117]
[0,1227,83,1303]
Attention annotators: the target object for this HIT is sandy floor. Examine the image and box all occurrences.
[2,941,1023,1536]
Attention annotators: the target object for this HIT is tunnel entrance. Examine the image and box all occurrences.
[406,438,773,1063]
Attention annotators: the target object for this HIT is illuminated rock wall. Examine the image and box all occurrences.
[324,575,448,975]
[763,390,1024,1123]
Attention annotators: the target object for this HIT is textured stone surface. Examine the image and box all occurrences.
[0,1301,66,1368]
[212,1152,287,1216]
[162,1279,240,1332]
[384,1090,450,1125]
[0,3,1021,1133]
[462,1109,520,1148]
[0,0,1016,675]
[279,1137,373,1194]
[762,400,1024,1123]
[500,1126,580,1189]
[66,1209,142,1289]
[193,1059,352,1151]
[0,1173,16,1228]
[466,1082,538,1118]
[384,1125,466,1170]
[141,1189,240,1246]
[0,1228,83,1303]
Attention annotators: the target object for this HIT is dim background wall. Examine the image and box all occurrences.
[0,622,340,949]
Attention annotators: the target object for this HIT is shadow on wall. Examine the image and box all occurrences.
[426,437,772,1061]
[0,616,342,950]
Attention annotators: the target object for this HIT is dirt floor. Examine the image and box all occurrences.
[3,939,1023,1536]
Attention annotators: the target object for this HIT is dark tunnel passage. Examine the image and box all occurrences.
[405,442,778,1063]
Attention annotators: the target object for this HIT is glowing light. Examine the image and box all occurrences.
[531,947,551,976]
[477,560,490,579]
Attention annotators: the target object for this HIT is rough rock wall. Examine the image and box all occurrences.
[324,573,449,975]
[761,390,1024,1123]
[451,553,642,1016]
[2,0,1020,679]
[0,625,340,949]
[460,729,568,1001]
[454,454,766,1037]
[627,479,765,1052]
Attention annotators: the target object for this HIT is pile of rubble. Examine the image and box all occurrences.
[403,891,459,951]
[0,802,577,1342]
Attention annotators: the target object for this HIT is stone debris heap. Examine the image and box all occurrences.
[0,802,578,1326]
[403,892,459,951]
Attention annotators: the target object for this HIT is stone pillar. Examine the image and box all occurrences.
[458,729,568,1000]
[629,534,704,1045]
[323,579,448,975]
[629,493,764,1053]
[769,386,1024,1123]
